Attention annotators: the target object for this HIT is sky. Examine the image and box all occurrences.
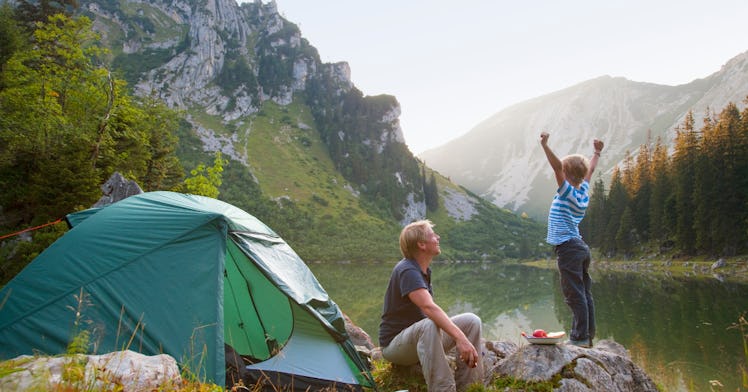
[263,0,748,154]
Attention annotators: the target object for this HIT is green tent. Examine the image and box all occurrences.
[0,191,373,390]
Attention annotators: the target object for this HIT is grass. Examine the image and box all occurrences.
[369,358,558,392]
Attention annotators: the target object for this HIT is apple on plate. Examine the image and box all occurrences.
[532,329,547,338]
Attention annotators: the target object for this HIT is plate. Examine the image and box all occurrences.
[523,336,563,344]
[522,331,565,345]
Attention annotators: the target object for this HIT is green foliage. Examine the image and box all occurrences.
[0,13,185,282]
[0,221,68,285]
[183,152,226,198]
[0,3,25,67]
[216,49,258,98]
[423,168,439,212]
[584,101,748,257]
[15,0,79,31]
[66,330,91,355]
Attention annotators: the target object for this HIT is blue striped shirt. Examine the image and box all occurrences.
[546,180,590,245]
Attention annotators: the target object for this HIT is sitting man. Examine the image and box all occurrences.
[379,220,483,391]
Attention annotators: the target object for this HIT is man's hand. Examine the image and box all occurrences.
[540,132,550,146]
[593,139,604,153]
[456,338,479,368]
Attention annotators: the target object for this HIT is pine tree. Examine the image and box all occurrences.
[602,167,628,255]
[739,99,748,252]
[631,140,652,243]
[648,137,672,245]
[424,171,439,212]
[616,206,636,258]
[584,176,607,249]
[672,111,699,254]
[698,103,744,255]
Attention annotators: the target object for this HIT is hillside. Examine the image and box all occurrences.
[420,51,748,219]
[69,0,546,261]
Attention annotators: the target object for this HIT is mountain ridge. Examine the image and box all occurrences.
[420,50,748,218]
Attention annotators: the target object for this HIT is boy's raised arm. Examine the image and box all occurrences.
[540,132,564,187]
[585,139,605,182]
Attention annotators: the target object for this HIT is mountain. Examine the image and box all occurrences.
[419,51,748,219]
[69,0,546,261]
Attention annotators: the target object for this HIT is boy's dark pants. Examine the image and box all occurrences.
[555,237,595,342]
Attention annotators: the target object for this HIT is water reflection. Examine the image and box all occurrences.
[308,262,748,391]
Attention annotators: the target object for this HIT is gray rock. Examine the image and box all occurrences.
[0,350,180,391]
[711,258,727,270]
[93,172,143,208]
[491,339,658,392]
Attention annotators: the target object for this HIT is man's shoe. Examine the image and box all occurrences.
[565,339,592,348]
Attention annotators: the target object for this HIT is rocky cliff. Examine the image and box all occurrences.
[82,0,424,220]
[73,0,547,260]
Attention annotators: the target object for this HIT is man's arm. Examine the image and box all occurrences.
[585,139,605,182]
[408,288,479,368]
[540,132,564,187]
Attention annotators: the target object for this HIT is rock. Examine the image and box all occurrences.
[492,339,658,391]
[711,258,727,271]
[0,350,181,391]
[344,313,377,369]
[343,313,374,350]
[93,172,144,208]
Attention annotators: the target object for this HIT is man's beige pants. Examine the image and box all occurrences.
[382,313,484,392]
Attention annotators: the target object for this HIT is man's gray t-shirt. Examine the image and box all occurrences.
[379,258,432,347]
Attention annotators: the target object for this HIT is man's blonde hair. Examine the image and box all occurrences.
[562,154,590,187]
[400,220,434,259]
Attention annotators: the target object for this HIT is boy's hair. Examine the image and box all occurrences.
[562,154,590,187]
[400,220,434,259]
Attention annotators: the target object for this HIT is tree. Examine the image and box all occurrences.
[0,3,24,68]
[183,152,227,198]
[631,141,652,243]
[135,95,184,191]
[602,167,628,255]
[648,137,671,244]
[584,176,607,249]
[671,111,699,254]
[697,103,744,255]
[0,14,184,227]
[15,0,79,32]
[615,206,636,258]
[424,169,439,212]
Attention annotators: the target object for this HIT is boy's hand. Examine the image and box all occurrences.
[540,132,550,146]
[593,139,604,152]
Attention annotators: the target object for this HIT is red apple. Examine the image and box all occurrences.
[532,329,547,338]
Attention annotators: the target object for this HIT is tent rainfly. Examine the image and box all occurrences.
[0,191,374,390]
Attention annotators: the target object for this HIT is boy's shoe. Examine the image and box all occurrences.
[565,338,592,348]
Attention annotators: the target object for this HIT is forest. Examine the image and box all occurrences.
[0,5,227,282]
[581,103,748,257]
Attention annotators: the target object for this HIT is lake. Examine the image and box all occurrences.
[308,261,748,392]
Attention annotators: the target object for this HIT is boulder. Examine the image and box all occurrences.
[490,339,658,391]
[93,172,143,208]
[711,258,727,271]
[0,350,181,391]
